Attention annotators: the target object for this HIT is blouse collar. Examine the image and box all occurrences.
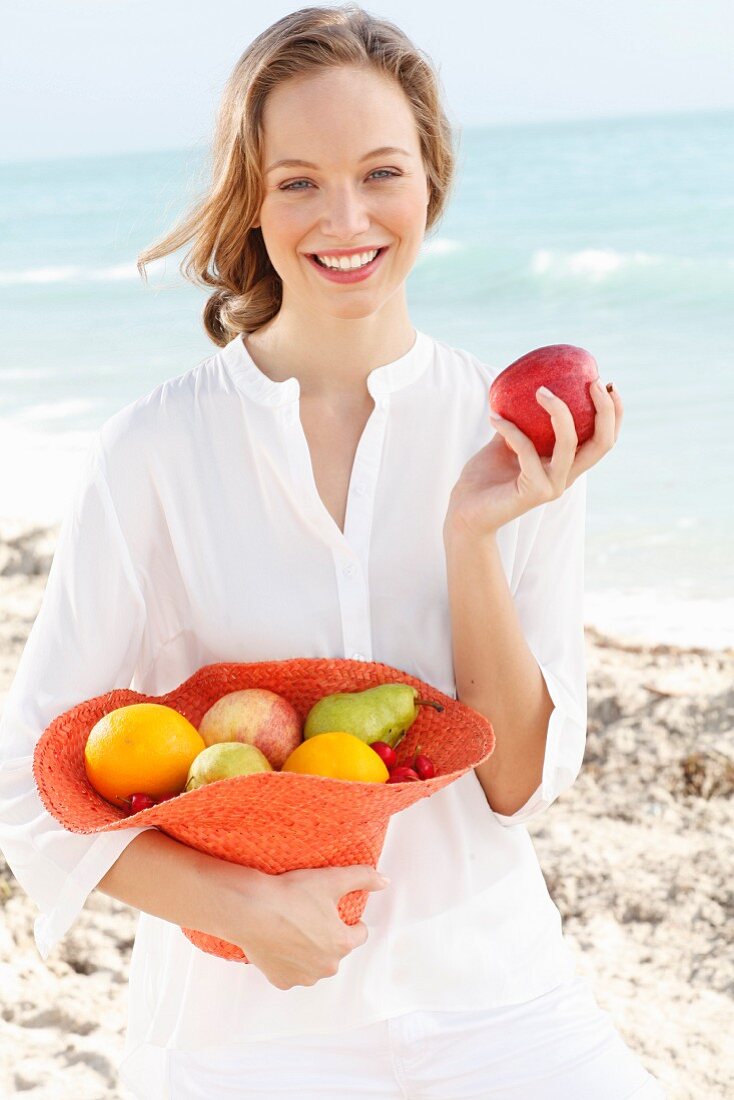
[220,328,432,407]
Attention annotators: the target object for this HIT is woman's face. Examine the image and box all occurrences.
[254,64,431,320]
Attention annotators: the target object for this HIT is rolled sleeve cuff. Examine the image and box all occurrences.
[490,661,586,828]
[33,825,159,960]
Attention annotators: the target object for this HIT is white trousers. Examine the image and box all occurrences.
[164,974,667,1099]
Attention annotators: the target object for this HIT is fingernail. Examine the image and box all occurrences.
[489,413,502,425]
[537,386,553,399]
[378,876,391,887]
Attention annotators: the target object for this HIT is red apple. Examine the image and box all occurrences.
[198,689,302,770]
[489,344,599,458]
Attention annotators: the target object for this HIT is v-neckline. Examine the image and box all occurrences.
[296,395,377,537]
[220,327,432,548]
[284,393,387,550]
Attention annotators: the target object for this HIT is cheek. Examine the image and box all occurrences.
[260,199,310,242]
[388,185,430,229]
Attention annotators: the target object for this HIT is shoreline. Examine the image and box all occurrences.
[1,524,732,1098]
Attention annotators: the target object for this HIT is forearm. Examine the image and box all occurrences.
[443,517,555,816]
[96,829,263,944]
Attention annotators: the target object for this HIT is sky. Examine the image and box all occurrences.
[2,0,732,163]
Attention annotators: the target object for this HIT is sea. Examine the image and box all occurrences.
[1,109,732,650]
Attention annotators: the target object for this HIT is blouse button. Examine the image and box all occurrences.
[353,482,367,496]
[352,652,366,661]
[342,562,357,578]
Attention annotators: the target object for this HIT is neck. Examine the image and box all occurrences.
[244,301,416,401]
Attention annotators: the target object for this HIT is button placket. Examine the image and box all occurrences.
[282,387,389,663]
[338,397,389,662]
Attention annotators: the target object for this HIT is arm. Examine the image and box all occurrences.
[443,524,554,816]
[443,473,588,824]
[97,832,389,990]
[0,436,157,959]
[95,829,265,945]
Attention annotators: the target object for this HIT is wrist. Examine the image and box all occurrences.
[202,854,272,946]
[443,504,500,548]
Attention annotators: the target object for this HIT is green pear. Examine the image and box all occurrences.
[184,742,272,791]
[303,683,444,750]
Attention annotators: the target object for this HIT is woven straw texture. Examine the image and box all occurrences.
[33,658,495,963]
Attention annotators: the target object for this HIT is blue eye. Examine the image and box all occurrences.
[280,169,400,192]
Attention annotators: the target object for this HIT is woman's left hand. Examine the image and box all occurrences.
[445,379,624,539]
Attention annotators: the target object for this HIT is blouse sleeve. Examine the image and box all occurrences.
[0,434,157,960]
[490,471,588,828]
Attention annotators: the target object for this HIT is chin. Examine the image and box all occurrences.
[318,298,388,322]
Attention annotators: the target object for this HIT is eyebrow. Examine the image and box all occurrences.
[265,146,412,174]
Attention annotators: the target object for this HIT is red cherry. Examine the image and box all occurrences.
[128,792,156,814]
[155,792,178,803]
[370,741,397,769]
[412,754,436,780]
[386,766,420,784]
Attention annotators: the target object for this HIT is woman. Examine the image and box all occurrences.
[0,5,666,1098]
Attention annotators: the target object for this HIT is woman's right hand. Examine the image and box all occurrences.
[218,863,390,990]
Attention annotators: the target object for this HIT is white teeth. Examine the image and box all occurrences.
[314,249,379,270]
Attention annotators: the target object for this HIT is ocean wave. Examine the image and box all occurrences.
[0,260,166,286]
[419,237,464,257]
[1,365,119,380]
[0,418,97,527]
[529,247,733,284]
[584,588,734,651]
[532,248,665,280]
[1,368,59,381]
[13,398,100,423]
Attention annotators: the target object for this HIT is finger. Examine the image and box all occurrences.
[345,920,369,951]
[568,380,620,481]
[535,388,577,487]
[333,865,389,896]
[607,384,624,444]
[489,415,547,486]
[590,379,617,450]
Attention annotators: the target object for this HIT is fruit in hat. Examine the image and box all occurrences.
[370,741,397,769]
[198,688,302,769]
[281,732,390,782]
[184,742,273,791]
[83,703,206,810]
[489,344,599,458]
[304,683,444,750]
[386,765,421,783]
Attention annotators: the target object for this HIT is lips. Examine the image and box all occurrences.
[305,246,389,284]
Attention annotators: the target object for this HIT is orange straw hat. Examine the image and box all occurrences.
[33,658,494,963]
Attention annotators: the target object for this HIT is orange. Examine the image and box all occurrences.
[281,731,389,783]
[83,703,206,809]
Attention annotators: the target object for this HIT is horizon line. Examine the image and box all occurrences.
[1,105,731,170]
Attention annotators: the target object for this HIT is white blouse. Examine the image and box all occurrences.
[0,328,588,1099]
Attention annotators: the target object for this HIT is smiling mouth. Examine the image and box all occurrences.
[309,247,387,269]
[303,245,390,283]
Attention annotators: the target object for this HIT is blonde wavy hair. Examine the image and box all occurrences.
[137,3,459,346]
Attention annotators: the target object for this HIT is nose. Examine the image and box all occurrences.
[320,182,372,242]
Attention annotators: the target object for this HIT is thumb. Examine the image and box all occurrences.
[332,864,390,896]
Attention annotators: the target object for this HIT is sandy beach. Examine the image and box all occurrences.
[0,520,731,1099]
